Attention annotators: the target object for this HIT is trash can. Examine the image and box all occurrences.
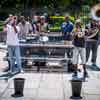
[70,79,82,99]
[11,78,25,97]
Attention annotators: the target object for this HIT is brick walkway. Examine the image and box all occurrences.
[0,45,100,100]
[0,72,100,100]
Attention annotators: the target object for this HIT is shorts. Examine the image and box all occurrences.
[73,46,86,64]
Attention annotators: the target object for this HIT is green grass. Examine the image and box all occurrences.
[0,21,3,32]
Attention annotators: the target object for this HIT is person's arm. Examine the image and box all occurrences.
[81,28,86,36]
[37,23,41,33]
[3,25,7,33]
[13,25,18,33]
[29,22,33,34]
[16,26,20,34]
[87,28,99,39]
[12,20,18,33]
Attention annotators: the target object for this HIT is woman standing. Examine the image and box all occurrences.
[72,20,88,79]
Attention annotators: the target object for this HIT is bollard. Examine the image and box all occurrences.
[70,79,82,99]
[11,78,25,97]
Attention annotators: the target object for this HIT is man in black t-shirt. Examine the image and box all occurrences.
[85,19,99,66]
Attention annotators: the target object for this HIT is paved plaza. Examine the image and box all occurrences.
[0,45,100,100]
[0,72,100,100]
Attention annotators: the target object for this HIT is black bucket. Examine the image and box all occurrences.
[11,78,25,97]
[70,79,82,99]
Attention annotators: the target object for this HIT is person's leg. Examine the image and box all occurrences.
[85,42,91,63]
[8,46,15,72]
[65,48,73,72]
[80,48,86,65]
[3,52,10,72]
[72,47,79,76]
[80,48,88,78]
[15,46,22,72]
[91,41,98,65]
[67,48,73,58]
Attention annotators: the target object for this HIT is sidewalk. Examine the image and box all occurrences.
[0,71,100,100]
[0,45,100,100]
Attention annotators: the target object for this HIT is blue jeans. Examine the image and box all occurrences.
[8,45,22,72]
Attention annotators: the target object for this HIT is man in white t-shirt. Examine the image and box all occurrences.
[4,17,23,73]
[18,16,33,39]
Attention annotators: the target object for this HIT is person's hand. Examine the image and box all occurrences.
[77,32,84,38]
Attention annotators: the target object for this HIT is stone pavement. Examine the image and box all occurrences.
[0,45,100,100]
[0,71,100,100]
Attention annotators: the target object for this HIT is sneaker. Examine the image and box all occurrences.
[92,63,97,67]
[72,72,77,77]
[84,72,89,78]
[91,63,100,71]
[20,70,24,73]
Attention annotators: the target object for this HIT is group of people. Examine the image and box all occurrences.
[3,14,49,73]
[61,14,100,79]
[3,14,100,80]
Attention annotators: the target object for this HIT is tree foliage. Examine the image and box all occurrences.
[0,0,99,16]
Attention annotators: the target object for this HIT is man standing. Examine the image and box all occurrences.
[85,19,99,66]
[4,16,23,73]
[61,14,73,44]
[61,14,74,72]
[18,16,33,39]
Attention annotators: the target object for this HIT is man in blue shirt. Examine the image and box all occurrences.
[85,19,99,67]
[61,15,73,41]
[61,15,74,72]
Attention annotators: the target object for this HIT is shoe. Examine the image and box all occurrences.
[91,63,100,71]
[84,71,89,78]
[92,63,97,67]
[72,72,77,77]
[20,70,24,73]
